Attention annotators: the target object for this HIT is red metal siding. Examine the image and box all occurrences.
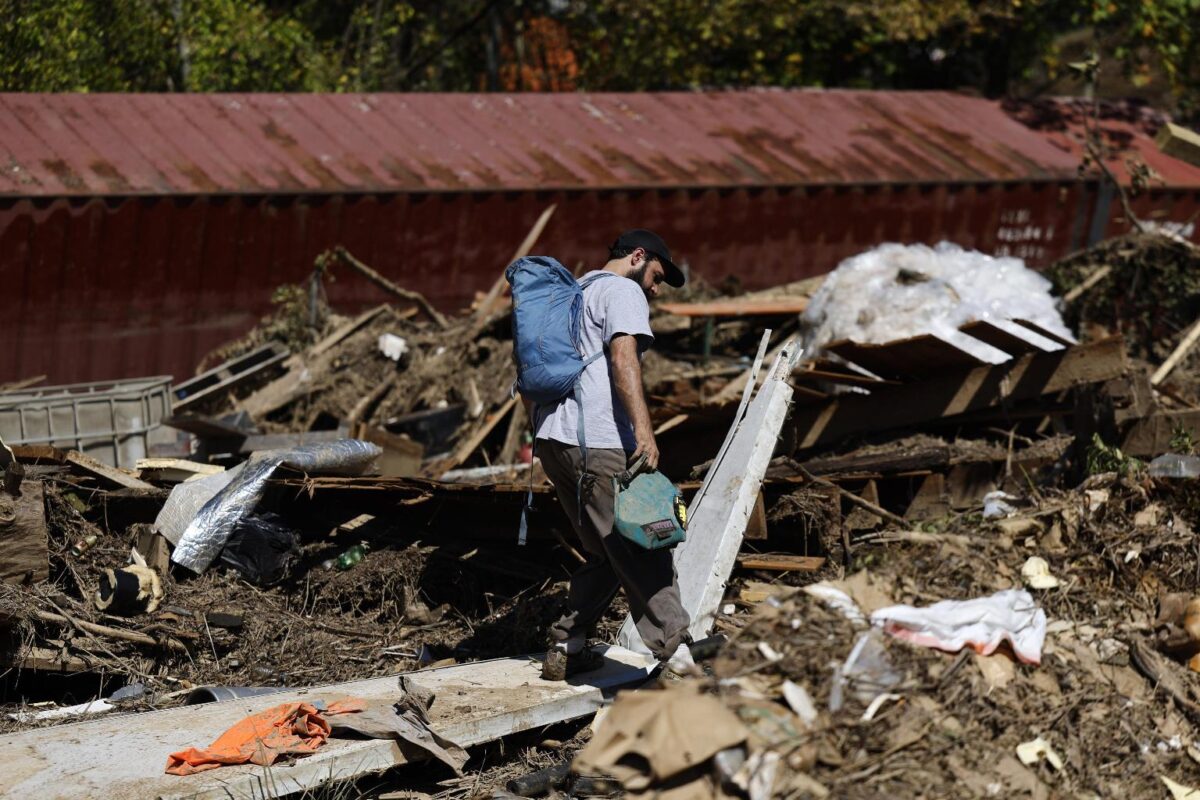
[1,181,1096,385]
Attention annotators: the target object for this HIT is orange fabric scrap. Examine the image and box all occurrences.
[165,698,365,776]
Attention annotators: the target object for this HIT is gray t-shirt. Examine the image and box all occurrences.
[535,271,653,452]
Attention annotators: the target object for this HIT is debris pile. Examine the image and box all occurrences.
[5,231,1200,798]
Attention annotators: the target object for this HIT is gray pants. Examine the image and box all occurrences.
[538,439,690,661]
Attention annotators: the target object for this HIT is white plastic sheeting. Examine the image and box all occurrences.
[170,439,381,574]
[801,242,1074,364]
[870,588,1047,665]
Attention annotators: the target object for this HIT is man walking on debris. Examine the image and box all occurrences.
[528,229,693,680]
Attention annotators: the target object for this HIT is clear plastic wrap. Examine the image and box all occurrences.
[801,242,1074,363]
[171,439,381,574]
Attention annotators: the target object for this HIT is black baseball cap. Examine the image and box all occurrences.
[612,229,685,287]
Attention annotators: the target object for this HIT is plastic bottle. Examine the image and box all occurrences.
[336,543,367,570]
[1148,453,1200,479]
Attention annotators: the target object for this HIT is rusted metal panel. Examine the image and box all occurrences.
[0,91,1082,197]
[2,180,1096,385]
[1004,97,1200,189]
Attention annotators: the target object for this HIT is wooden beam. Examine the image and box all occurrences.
[1122,409,1200,457]
[793,337,1127,451]
[65,451,155,490]
[1156,121,1200,168]
[657,298,810,317]
[736,554,825,572]
[1152,316,1200,386]
[0,646,654,800]
[0,481,48,584]
[329,248,448,329]
[429,395,518,477]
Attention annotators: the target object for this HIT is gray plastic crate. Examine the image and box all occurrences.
[0,376,174,468]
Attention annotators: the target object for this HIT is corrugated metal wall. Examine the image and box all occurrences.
[0,179,1097,384]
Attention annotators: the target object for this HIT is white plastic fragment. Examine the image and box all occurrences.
[722,603,736,615]
[7,699,116,722]
[1161,775,1200,800]
[871,588,1047,665]
[378,333,409,361]
[1021,556,1061,590]
[781,680,818,728]
[802,583,867,626]
[983,490,1019,520]
[861,692,903,722]
[757,642,782,662]
[1016,736,1063,770]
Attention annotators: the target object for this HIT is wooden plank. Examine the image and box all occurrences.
[0,646,654,800]
[9,645,95,674]
[1011,319,1074,347]
[793,364,898,388]
[1157,121,1200,167]
[1152,316,1200,386]
[743,491,768,541]
[622,340,801,650]
[658,298,809,317]
[794,337,1127,451]
[171,343,290,411]
[0,481,48,584]
[904,473,950,521]
[428,395,518,477]
[735,554,826,572]
[10,444,67,464]
[65,451,155,490]
[958,319,1062,356]
[825,334,987,380]
[1122,409,1200,457]
[135,459,225,484]
[802,444,952,477]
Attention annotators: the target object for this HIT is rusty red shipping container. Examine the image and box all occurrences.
[1,90,1196,385]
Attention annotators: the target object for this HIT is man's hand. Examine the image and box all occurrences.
[609,334,659,470]
[631,422,660,471]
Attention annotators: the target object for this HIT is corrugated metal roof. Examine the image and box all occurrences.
[0,90,1083,197]
[1004,97,1200,188]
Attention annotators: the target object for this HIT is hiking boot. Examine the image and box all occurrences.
[541,646,606,681]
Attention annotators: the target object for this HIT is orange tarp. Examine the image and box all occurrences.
[165,698,365,776]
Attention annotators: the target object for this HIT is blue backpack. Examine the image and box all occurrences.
[505,256,615,542]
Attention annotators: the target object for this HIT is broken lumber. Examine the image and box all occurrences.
[0,646,654,800]
[793,337,1127,451]
[658,298,810,317]
[0,481,48,584]
[1151,316,1200,386]
[736,554,826,572]
[65,451,155,491]
[796,464,907,527]
[328,247,448,329]
[621,339,802,650]
[1156,122,1200,169]
[430,395,518,477]
[1122,409,1200,457]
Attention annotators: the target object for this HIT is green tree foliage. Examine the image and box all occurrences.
[1,0,1199,118]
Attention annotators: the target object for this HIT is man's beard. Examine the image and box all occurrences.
[627,262,652,299]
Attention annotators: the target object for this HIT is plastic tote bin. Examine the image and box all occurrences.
[0,376,174,468]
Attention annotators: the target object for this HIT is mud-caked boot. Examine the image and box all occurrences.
[541,638,606,681]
